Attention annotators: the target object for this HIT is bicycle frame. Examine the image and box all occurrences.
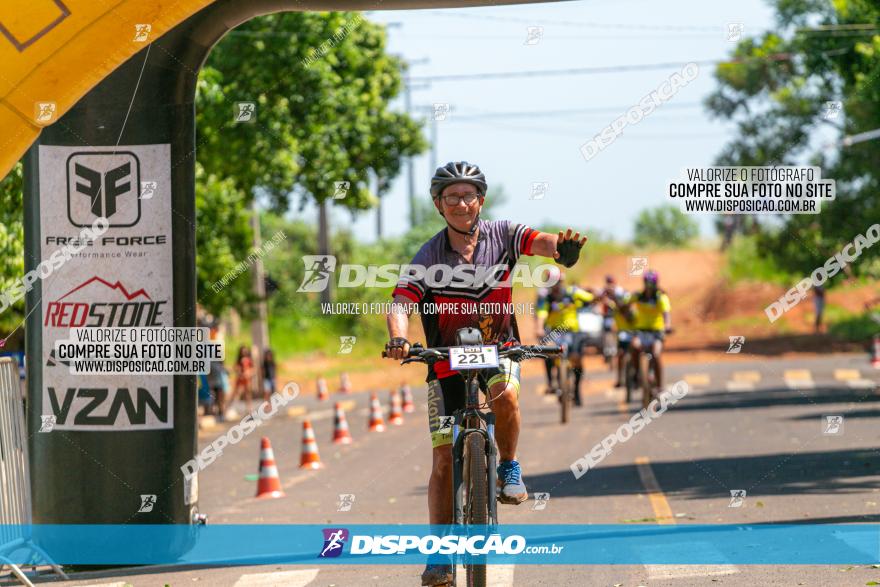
[451,369,498,526]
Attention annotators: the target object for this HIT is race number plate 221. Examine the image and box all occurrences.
[449,346,499,369]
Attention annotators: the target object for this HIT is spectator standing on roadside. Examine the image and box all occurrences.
[262,348,277,402]
[814,285,826,333]
[207,359,228,421]
[234,345,255,412]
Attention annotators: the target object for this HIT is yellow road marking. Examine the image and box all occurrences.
[635,456,675,525]
[726,381,755,392]
[286,406,307,418]
[784,369,812,381]
[732,370,761,383]
[834,369,860,381]
[683,373,710,386]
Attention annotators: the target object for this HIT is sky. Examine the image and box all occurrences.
[297,0,777,243]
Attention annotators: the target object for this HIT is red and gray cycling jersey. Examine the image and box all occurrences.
[392,219,539,379]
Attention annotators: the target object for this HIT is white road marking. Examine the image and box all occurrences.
[642,541,738,580]
[725,381,755,392]
[453,564,515,587]
[233,568,320,587]
[846,379,877,390]
[683,373,710,386]
[785,379,815,390]
[645,564,739,580]
[784,369,814,389]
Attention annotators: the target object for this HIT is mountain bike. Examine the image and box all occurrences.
[547,337,575,424]
[385,327,560,587]
[602,316,617,371]
[627,330,672,409]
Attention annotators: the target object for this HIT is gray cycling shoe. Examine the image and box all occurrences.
[421,563,453,586]
[497,460,528,504]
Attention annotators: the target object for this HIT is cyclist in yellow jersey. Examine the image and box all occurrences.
[600,287,637,388]
[535,269,595,406]
[630,270,672,395]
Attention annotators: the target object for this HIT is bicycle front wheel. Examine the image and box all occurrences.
[464,432,488,587]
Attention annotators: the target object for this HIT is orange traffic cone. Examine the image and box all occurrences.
[400,383,415,413]
[388,390,404,426]
[316,376,329,401]
[332,402,353,444]
[872,335,880,369]
[368,393,385,432]
[339,372,353,394]
[299,419,323,469]
[255,437,285,499]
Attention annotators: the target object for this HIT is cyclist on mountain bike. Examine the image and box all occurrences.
[383,161,586,586]
[630,270,672,395]
[535,269,595,406]
[536,266,561,395]
[600,285,636,388]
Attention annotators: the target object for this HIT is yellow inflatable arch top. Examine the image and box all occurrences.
[0,0,553,181]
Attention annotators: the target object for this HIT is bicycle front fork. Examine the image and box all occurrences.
[451,411,498,526]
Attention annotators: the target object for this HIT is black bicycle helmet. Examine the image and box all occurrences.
[430,161,487,200]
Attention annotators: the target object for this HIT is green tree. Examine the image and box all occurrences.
[0,163,23,336]
[196,12,425,307]
[633,205,699,247]
[707,0,880,279]
[195,164,256,318]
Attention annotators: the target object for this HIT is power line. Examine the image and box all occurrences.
[444,102,704,120]
[410,48,851,83]
[420,10,725,32]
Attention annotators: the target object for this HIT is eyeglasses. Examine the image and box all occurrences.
[440,193,480,206]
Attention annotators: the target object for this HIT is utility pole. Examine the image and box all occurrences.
[250,199,269,396]
[375,170,383,240]
[397,55,429,228]
[317,198,331,305]
[404,72,416,228]
[430,113,438,173]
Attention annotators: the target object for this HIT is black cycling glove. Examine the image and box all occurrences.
[385,337,409,352]
[555,237,584,268]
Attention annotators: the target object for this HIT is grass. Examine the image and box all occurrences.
[827,307,879,343]
[722,235,795,286]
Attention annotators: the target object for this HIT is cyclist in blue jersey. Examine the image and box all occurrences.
[383,161,586,586]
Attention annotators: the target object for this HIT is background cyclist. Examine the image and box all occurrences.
[383,161,586,587]
[630,270,672,396]
[535,268,595,407]
[535,267,558,395]
[600,284,636,389]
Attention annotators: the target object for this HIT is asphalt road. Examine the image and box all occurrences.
[45,352,880,587]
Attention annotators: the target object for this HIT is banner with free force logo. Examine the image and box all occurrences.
[38,144,174,431]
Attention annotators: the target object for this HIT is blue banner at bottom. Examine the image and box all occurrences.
[0,524,877,565]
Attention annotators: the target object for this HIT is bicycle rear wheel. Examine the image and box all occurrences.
[623,352,634,403]
[559,359,571,424]
[603,331,617,370]
[464,432,488,587]
[640,352,653,409]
